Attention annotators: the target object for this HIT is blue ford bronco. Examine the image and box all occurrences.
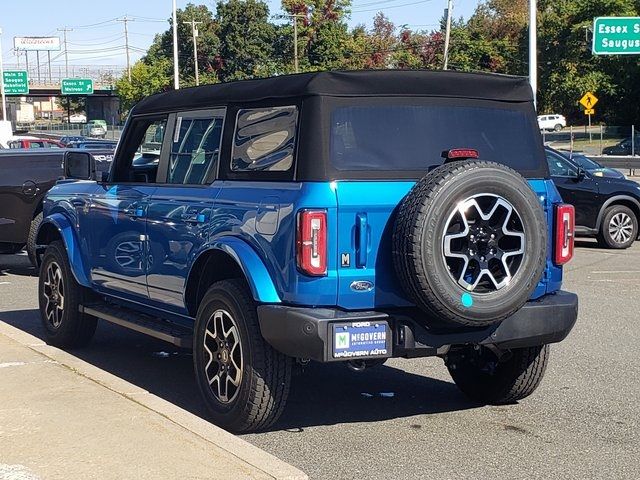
[36,70,578,433]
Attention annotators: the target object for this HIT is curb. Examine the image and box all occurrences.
[0,320,307,480]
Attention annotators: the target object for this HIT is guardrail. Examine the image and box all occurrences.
[587,155,640,175]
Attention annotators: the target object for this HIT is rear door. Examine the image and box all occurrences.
[145,108,226,312]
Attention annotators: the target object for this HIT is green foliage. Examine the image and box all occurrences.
[115,59,172,112]
[114,0,640,124]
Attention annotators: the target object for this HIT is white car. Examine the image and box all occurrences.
[69,114,87,124]
[538,114,566,132]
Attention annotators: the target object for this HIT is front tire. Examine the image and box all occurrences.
[38,241,97,348]
[193,279,292,433]
[597,205,638,249]
[447,344,549,404]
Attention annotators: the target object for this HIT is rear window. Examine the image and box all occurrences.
[330,104,543,174]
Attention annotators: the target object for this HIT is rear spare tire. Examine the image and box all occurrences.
[393,161,547,327]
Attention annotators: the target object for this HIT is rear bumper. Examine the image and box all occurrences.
[257,291,578,362]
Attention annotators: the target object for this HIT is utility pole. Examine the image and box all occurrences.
[172,0,179,90]
[117,16,133,82]
[443,0,453,70]
[57,27,73,78]
[183,19,202,85]
[275,14,304,73]
[529,0,537,109]
[0,27,7,121]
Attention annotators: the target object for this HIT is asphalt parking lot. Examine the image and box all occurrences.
[0,240,638,480]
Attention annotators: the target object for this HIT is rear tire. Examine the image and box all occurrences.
[597,205,637,249]
[27,212,43,266]
[193,279,291,433]
[38,241,97,348]
[554,124,563,132]
[447,344,549,404]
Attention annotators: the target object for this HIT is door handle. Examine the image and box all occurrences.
[181,213,206,224]
[355,212,368,268]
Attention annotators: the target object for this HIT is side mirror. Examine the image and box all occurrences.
[575,167,586,182]
[64,151,95,180]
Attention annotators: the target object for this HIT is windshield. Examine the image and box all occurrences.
[330,103,543,175]
[568,154,602,170]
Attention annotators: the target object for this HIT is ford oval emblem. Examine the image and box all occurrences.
[350,280,374,292]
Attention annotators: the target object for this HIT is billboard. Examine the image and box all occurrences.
[13,36,61,51]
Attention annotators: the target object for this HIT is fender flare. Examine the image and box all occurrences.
[595,195,640,230]
[36,213,91,287]
[199,236,281,304]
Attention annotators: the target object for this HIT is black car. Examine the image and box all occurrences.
[602,136,640,156]
[548,147,626,179]
[545,147,640,248]
[0,149,113,263]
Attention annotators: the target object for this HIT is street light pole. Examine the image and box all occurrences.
[183,19,202,85]
[57,27,73,78]
[529,0,537,109]
[0,27,7,121]
[172,0,180,90]
[275,14,304,73]
[443,0,453,70]
[117,16,133,82]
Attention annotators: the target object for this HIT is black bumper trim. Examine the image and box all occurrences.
[257,291,578,362]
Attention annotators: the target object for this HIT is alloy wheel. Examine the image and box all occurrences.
[202,309,243,404]
[443,194,526,293]
[42,261,65,328]
[609,212,634,244]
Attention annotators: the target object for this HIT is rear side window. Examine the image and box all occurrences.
[231,106,297,172]
[330,104,543,174]
[168,115,224,185]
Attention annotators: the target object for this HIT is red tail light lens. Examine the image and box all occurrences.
[554,204,575,265]
[297,210,327,276]
[441,149,479,160]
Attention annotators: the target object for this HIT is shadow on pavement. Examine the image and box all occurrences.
[0,253,37,278]
[0,307,478,432]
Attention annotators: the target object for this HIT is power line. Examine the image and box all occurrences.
[352,0,432,13]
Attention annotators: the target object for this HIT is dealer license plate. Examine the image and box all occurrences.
[331,321,391,360]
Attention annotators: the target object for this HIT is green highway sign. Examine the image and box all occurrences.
[2,70,29,95]
[61,78,94,95]
[593,17,640,55]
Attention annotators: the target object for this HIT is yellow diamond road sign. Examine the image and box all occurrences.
[579,92,599,110]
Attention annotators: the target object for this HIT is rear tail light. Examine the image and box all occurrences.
[297,210,327,276]
[554,204,575,265]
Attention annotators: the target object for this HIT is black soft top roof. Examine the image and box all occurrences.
[132,70,533,115]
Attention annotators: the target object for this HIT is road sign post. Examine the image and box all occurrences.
[579,92,599,143]
[2,70,29,95]
[593,17,640,55]
[61,78,93,95]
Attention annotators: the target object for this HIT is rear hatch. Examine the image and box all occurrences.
[330,99,561,310]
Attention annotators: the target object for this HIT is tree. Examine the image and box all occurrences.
[115,59,172,113]
[215,0,276,81]
[146,3,220,86]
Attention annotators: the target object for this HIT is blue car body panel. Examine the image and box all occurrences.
[41,175,564,321]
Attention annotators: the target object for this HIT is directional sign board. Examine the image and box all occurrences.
[61,78,93,95]
[579,92,598,110]
[593,17,640,55]
[2,70,29,95]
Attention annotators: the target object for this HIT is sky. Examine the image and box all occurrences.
[0,0,479,69]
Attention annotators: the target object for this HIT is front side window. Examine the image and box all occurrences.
[546,151,577,177]
[112,116,168,183]
[231,106,297,172]
[168,115,224,185]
